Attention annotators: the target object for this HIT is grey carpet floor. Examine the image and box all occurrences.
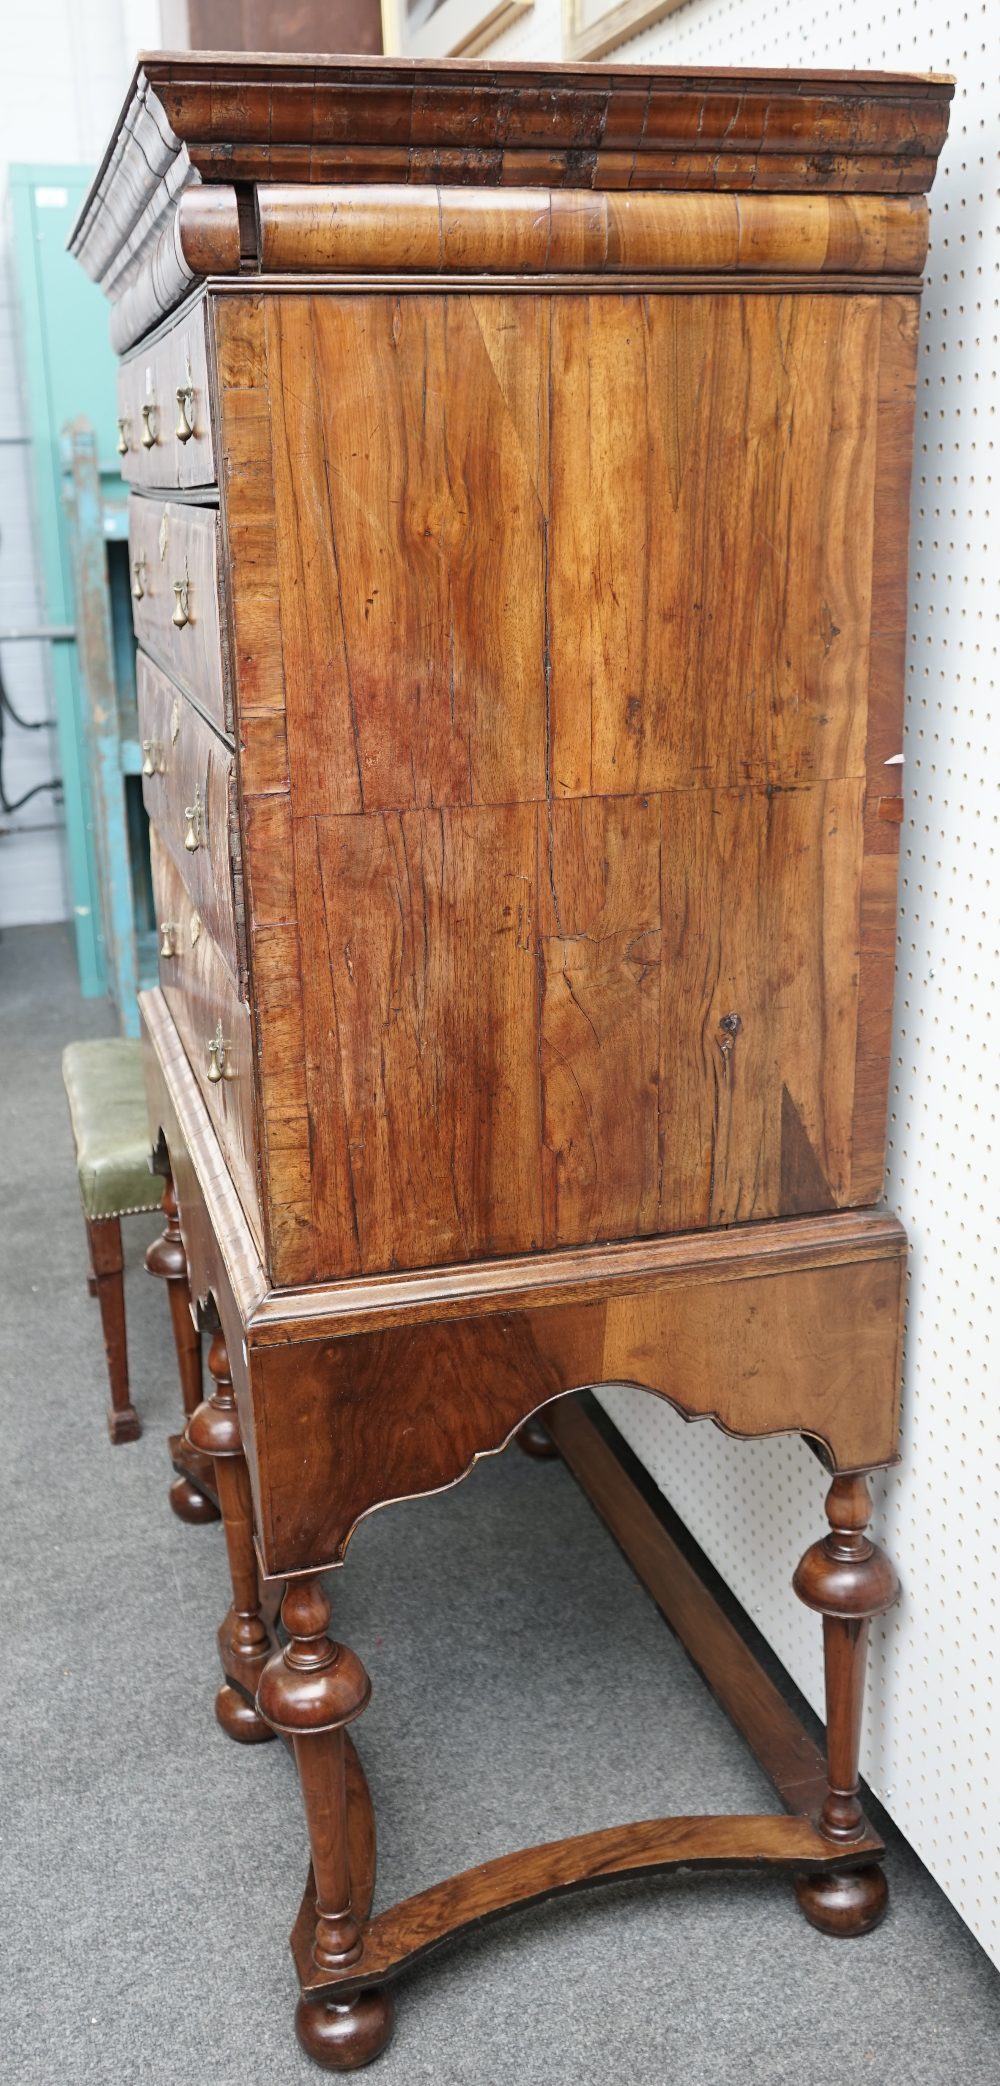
[2,921,999,2086]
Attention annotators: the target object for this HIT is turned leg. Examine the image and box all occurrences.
[145,1172,218,1524]
[515,1406,560,1459]
[793,1473,900,1935]
[186,1330,276,1745]
[258,1579,394,2071]
[86,1216,140,1444]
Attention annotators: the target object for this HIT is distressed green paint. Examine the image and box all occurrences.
[7,166,154,1029]
[7,167,114,992]
[64,426,140,1035]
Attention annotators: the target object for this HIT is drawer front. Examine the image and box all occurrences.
[149,827,262,1251]
[138,652,239,982]
[117,305,215,489]
[129,496,227,734]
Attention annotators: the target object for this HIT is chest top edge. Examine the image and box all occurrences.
[71,58,951,356]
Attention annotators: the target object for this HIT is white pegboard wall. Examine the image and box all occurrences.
[0,0,162,928]
[480,0,1000,1968]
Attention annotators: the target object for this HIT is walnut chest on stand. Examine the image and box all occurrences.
[72,54,951,2070]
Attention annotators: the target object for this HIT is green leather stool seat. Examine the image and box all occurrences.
[62,1039,159,1221]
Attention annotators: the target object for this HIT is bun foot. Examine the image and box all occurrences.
[794,1863,889,1937]
[215,1681,276,1745]
[107,1405,141,1445]
[295,1988,395,2072]
[169,1473,220,1525]
[516,1413,559,1459]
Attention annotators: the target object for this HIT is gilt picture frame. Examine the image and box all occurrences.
[381,0,532,59]
[563,0,687,61]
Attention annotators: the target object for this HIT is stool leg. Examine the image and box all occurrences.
[516,1406,560,1458]
[86,1216,140,1444]
[187,1330,276,1745]
[146,1171,219,1525]
[257,1579,395,2071]
[792,1473,900,1936]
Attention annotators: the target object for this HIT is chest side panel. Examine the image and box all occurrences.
[214,287,914,1287]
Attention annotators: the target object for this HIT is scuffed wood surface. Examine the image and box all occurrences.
[296,1809,882,1994]
[108,187,239,355]
[128,497,227,734]
[249,1238,905,1572]
[851,292,919,1200]
[248,1208,906,1343]
[256,186,928,277]
[140,988,266,1315]
[73,62,952,243]
[149,832,263,1252]
[215,286,915,1285]
[138,983,906,1571]
[70,60,950,345]
[137,653,238,981]
[118,305,216,491]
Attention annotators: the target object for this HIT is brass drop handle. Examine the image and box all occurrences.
[175,383,195,443]
[159,920,179,959]
[116,416,129,456]
[131,553,146,601]
[140,401,158,449]
[141,738,165,777]
[184,785,205,852]
[206,1021,227,1084]
[172,566,191,629]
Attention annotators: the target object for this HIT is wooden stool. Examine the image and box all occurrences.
[62,1039,161,1443]
[63,1038,216,1503]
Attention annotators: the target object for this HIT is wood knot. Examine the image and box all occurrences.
[717,1011,743,1071]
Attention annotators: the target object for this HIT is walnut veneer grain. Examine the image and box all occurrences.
[212,281,918,1284]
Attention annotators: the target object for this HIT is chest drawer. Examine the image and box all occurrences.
[129,496,227,734]
[149,827,262,1253]
[138,652,239,983]
[117,304,215,490]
